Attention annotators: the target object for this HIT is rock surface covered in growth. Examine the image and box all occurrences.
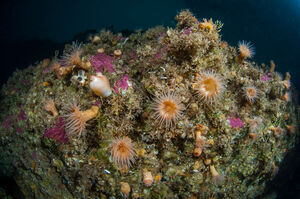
[0,10,299,199]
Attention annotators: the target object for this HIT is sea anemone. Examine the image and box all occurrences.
[63,102,99,138]
[193,71,224,103]
[151,89,185,129]
[237,41,255,62]
[61,41,83,67]
[244,85,259,103]
[198,18,214,32]
[110,137,136,168]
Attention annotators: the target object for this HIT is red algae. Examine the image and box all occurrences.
[44,117,68,143]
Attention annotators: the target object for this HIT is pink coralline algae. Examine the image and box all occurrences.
[90,53,115,73]
[184,28,192,35]
[33,152,37,160]
[16,127,22,133]
[228,117,244,128]
[155,52,162,59]
[130,51,136,60]
[44,117,68,143]
[17,110,26,122]
[261,74,271,82]
[114,75,129,94]
[22,79,29,85]
[3,115,13,130]
[158,32,166,40]
[42,66,52,74]
[94,101,101,106]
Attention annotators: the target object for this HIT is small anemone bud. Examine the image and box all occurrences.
[81,61,91,70]
[269,126,285,137]
[237,41,255,62]
[92,36,101,44]
[143,169,154,187]
[282,92,291,102]
[248,132,257,140]
[270,60,276,73]
[193,147,202,157]
[120,182,130,198]
[51,61,61,73]
[58,65,73,77]
[286,125,296,134]
[114,49,122,58]
[41,58,51,68]
[244,85,259,104]
[44,99,58,117]
[210,165,224,185]
[195,130,202,141]
[204,158,211,165]
[195,134,206,149]
[198,18,214,32]
[196,124,209,134]
[89,72,112,97]
[97,48,105,53]
[283,72,291,89]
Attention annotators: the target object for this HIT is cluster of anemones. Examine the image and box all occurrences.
[151,71,225,129]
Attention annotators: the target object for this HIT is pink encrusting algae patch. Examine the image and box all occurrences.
[44,117,68,143]
[184,27,192,35]
[228,117,244,128]
[90,53,115,73]
[16,127,22,133]
[3,115,13,130]
[261,74,271,82]
[114,75,129,94]
[17,110,26,121]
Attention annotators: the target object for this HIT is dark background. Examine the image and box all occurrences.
[0,0,299,198]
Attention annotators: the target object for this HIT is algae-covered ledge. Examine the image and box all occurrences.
[0,10,298,199]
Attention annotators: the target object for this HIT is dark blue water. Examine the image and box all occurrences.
[0,0,299,198]
[1,0,299,90]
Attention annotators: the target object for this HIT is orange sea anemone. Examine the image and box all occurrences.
[63,102,99,138]
[193,71,224,103]
[244,85,259,103]
[152,89,185,129]
[110,137,136,168]
[198,18,214,32]
[62,41,83,67]
[238,41,255,62]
